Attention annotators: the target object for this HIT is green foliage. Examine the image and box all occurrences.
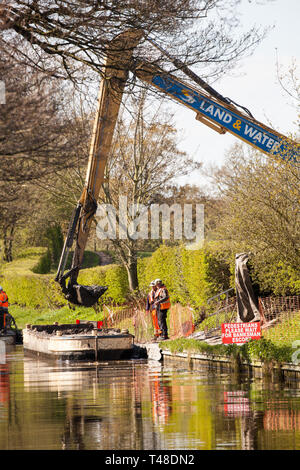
[77,265,107,286]
[78,264,129,304]
[253,259,300,296]
[46,224,64,267]
[103,265,129,304]
[138,242,231,312]
[32,249,52,274]
[2,273,54,309]
[32,224,64,274]
[160,336,294,365]
[210,145,300,296]
[1,246,130,309]
[246,338,293,363]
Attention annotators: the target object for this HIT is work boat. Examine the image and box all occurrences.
[22,321,134,361]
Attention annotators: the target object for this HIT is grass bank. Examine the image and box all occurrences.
[0,247,129,310]
[8,304,104,329]
[160,311,300,365]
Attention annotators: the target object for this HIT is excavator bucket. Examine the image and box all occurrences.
[58,268,108,307]
[64,284,108,308]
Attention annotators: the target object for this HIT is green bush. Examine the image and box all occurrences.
[2,273,55,309]
[46,224,64,267]
[138,242,231,311]
[32,249,52,274]
[254,260,300,296]
[31,224,64,274]
[2,261,130,309]
[104,265,129,304]
[246,338,293,363]
[78,264,129,304]
[2,241,232,312]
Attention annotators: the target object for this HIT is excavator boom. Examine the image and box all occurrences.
[134,61,299,164]
[55,30,143,305]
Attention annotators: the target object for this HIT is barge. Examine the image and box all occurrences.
[22,322,134,361]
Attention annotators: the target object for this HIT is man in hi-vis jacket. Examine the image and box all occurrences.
[0,286,9,330]
[153,279,171,340]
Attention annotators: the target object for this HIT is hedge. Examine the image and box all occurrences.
[1,242,231,311]
[2,263,129,309]
[138,242,231,308]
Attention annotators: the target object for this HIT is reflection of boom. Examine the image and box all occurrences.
[56,29,299,306]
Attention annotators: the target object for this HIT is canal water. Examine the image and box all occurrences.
[0,345,299,450]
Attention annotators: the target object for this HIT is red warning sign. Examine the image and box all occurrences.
[221,322,261,344]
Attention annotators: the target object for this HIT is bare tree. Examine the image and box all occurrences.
[0,1,266,84]
[210,142,300,294]
[0,44,91,259]
[97,90,202,290]
[0,44,89,186]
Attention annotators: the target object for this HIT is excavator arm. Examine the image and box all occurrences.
[133,60,299,164]
[56,29,299,307]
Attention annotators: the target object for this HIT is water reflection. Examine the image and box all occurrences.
[0,345,299,450]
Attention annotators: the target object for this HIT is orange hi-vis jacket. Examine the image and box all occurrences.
[0,291,8,309]
[146,289,161,336]
[155,286,171,310]
[146,289,156,311]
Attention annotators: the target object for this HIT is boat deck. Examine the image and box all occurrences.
[22,322,134,360]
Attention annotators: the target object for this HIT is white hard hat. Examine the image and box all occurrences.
[149,281,156,286]
[0,286,3,291]
[154,279,162,284]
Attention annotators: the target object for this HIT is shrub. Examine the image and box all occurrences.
[2,273,54,309]
[137,242,231,312]
[31,224,64,274]
[32,249,52,274]
[2,262,130,309]
[104,265,129,304]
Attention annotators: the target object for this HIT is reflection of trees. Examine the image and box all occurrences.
[60,362,150,450]
[3,349,300,450]
[240,411,265,450]
[61,410,88,450]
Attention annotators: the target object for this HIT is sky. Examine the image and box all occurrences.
[169,0,299,187]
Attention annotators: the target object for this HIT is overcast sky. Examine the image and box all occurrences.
[171,0,299,186]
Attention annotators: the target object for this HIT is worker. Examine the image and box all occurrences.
[146,281,161,340]
[154,279,171,340]
[0,286,9,330]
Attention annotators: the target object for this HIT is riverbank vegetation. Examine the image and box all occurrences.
[159,311,300,364]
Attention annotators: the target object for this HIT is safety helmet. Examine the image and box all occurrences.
[154,279,162,285]
[149,281,156,286]
[0,286,3,291]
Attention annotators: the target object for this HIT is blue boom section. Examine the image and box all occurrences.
[151,74,299,165]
